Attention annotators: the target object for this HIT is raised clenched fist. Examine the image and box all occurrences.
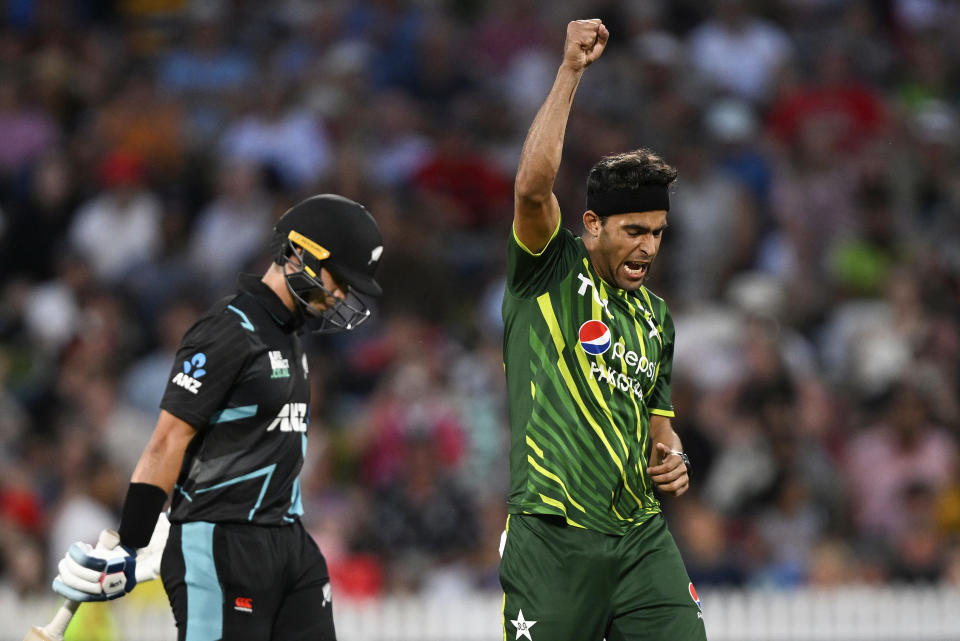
[563,19,609,71]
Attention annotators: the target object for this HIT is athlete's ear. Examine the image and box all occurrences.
[583,210,603,237]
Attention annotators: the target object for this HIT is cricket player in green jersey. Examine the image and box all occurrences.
[498,19,708,641]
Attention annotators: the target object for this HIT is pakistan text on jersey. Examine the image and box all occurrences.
[589,361,649,399]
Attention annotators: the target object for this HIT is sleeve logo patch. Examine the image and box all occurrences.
[172,352,206,394]
[269,351,290,378]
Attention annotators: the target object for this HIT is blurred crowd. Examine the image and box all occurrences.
[1,0,960,606]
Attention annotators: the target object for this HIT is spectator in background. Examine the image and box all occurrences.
[767,44,887,157]
[754,473,829,586]
[827,179,904,299]
[895,35,955,110]
[469,0,548,74]
[188,158,275,292]
[687,0,792,103]
[156,13,254,144]
[358,431,478,594]
[363,90,432,188]
[344,0,424,93]
[45,447,123,575]
[67,150,164,284]
[0,148,78,285]
[819,267,931,399]
[704,97,774,228]
[411,123,512,231]
[890,481,946,583]
[90,71,187,184]
[219,81,333,193]
[406,13,475,112]
[410,120,512,289]
[760,106,862,324]
[358,354,465,489]
[668,137,757,306]
[0,75,57,187]
[17,252,94,359]
[844,383,957,545]
[900,99,959,234]
[673,499,746,587]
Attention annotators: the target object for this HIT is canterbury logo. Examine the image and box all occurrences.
[266,403,308,432]
[234,596,253,613]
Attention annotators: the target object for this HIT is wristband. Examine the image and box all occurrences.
[118,483,168,548]
[672,450,691,476]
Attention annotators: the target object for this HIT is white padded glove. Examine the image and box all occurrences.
[53,512,170,602]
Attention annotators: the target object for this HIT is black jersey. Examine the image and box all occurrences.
[161,274,310,525]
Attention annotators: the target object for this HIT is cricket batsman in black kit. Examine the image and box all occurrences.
[51,194,383,640]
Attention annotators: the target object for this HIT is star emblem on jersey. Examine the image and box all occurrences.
[510,610,537,640]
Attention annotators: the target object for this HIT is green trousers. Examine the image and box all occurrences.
[499,513,707,641]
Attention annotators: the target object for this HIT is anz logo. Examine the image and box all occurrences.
[267,403,308,433]
[171,353,206,394]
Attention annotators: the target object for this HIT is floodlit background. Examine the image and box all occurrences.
[1,0,959,639]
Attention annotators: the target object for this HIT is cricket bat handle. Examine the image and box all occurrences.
[22,600,79,641]
[24,529,120,641]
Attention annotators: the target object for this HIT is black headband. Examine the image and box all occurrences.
[586,186,670,216]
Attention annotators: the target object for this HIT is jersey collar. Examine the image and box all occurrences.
[238,273,304,333]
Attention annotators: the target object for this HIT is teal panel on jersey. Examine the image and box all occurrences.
[193,464,277,521]
[182,521,221,641]
[210,404,259,424]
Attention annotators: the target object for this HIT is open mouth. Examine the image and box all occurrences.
[623,260,649,280]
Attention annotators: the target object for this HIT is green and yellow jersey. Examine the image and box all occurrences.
[502,224,676,535]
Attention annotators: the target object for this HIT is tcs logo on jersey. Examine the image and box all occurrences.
[267,403,308,433]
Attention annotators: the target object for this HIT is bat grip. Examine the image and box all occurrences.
[42,600,80,639]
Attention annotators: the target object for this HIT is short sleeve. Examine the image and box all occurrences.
[506,223,580,298]
[160,311,251,429]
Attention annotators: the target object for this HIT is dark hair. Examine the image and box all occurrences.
[586,148,678,200]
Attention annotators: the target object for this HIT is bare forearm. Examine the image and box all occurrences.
[131,411,195,494]
[131,448,180,495]
[515,65,584,202]
[650,415,682,452]
[513,20,607,253]
[648,415,690,496]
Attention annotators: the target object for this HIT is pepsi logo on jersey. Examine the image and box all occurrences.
[579,320,611,355]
